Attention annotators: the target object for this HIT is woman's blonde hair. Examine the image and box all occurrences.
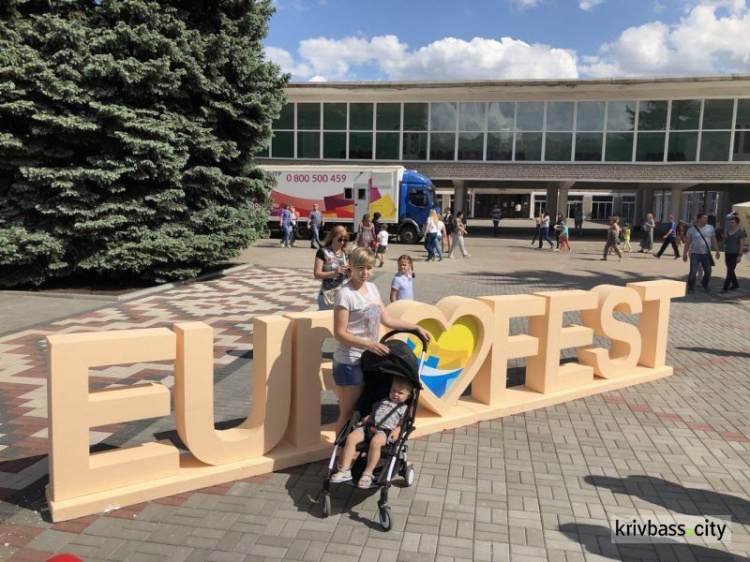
[322,225,349,247]
[348,246,376,268]
[428,209,439,226]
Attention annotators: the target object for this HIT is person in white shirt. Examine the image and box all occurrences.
[375,224,389,267]
[683,212,721,294]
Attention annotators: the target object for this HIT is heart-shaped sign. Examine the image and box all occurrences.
[385,296,494,416]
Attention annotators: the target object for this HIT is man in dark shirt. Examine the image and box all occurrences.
[655,214,680,259]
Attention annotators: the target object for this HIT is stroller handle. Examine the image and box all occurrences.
[380,329,429,351]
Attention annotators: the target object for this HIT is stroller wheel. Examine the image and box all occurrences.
[378,505,392,531]
[322,495,331,518]
[404,465,416,487]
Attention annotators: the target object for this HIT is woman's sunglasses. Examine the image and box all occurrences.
[337,237,348,242]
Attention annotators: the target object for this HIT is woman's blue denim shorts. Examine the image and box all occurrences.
[332,361,364,386]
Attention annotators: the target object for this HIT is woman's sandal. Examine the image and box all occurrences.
[358,472,374,489]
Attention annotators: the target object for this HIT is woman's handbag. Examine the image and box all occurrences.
[322,286,341,306]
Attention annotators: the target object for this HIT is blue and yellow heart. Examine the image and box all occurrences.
[407,317,480,398]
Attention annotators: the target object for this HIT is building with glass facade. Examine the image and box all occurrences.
[258,75,750,224]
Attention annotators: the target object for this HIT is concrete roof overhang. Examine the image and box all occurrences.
[285,74,750,102]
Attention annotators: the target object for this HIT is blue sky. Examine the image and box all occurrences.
[264,0,750,82]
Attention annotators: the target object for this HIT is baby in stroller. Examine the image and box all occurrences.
[321,330,426,530]
[330,376,413,489]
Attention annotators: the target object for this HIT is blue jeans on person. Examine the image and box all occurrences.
[538,227,554,248]
[282,224,293,247]
[687,253,712,292]
[492,219,500,237]
[311,224,322,248]
[433,235,443,260]
[424,232,437,260]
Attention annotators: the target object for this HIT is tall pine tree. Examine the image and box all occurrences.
[0,0,287,286]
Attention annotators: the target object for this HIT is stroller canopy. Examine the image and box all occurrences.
[358,339,423,416]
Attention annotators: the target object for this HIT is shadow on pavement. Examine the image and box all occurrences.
[676,346,750,359]
[584,475,750,526]
[559,522,749,561]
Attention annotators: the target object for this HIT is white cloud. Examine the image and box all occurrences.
[579,0,606,10]
[582,1,750,76]
[512,0,544,8]
[265,35,578,81]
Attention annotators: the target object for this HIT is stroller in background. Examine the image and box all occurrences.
[321,329,428,531]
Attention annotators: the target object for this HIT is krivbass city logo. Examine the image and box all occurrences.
[611,515,732,544]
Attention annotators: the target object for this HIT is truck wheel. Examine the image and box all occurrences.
[295,224,309,240]
[398,224,418,244]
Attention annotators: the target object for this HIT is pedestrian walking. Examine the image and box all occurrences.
[289,205,299,247]
[442,208,453,253]
[375,223,389,267]
[559,222,572,252]
[390,254,415,302]
[280,203,293,248]
[491,205,502,237]
[514,202,522,218]
[355,214,376,250]
[574,205,583,235]
[683,212,720,294]
[639,213,655,253]
[722,215,747,293]
[448,211,470,258]
[530,216,541,246]
[622,222,632,252]
[537,211,555,250]
[308,203,324,249]
[601,216,623,261]
[553,213,565,251]
[655,214,680,259]
[422,209,441,261]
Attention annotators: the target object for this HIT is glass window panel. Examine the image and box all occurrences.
[487,102,515,131]
[430,103,457,131]
[323,132,346,159]
[700,131,731,161]
[430,133,455,160]
[515,132,542,161]
[670,100,700,131]
[273,103,294,130]
[255,145,269,157]
[271,131,293,158]
[544,132,572,161]
[575,133,603,161]
[667,131,698,161]
[576,102,605,131]
[376,103,401,131]
[734,129,750,161]
[324,103,347,130]
[402,132,427,160]
[605,132,633,162]
[702,99,733,130]
[638,101,668,131]
[487,132,513,161]
[297,103,320,130]
[635,132,665,161]
[297,132,320,158]
[403,103,428,131]
[349,103,374,131]
[736,99,750,129]
[375,132,399,160]
[516,103,544,131]
[459,102,486,131]
[458,132,484,160]
[348,132,372,159]
[606,101,636,131]
[546,102,574,131]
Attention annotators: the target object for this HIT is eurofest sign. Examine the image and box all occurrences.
[45,280,684,521]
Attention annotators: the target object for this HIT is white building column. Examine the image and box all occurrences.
[452,180,467,215]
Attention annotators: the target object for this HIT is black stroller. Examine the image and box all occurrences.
[321,329,428,531]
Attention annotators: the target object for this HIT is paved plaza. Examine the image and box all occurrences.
[0,233,749,561]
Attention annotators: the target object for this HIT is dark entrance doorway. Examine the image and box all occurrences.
[475,194,530,218]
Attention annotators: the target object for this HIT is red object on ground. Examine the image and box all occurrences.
[47,555,83,562]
